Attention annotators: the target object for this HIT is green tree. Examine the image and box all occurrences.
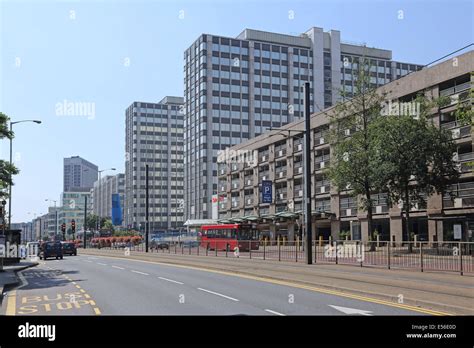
[0,113,19,199]
[327,58,387,248]
[372,101,460,251]
[103,218,114,232]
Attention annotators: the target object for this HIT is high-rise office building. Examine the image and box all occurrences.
[91,173,125,222]
[124,96,185,232]
[183,27,423,220]
[63,156,99,192]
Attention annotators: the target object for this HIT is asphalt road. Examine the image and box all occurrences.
[1,254,428,316]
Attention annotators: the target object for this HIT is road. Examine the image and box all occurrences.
[1,254,429,316]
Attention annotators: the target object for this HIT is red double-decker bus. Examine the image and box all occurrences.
[200,224,260,251]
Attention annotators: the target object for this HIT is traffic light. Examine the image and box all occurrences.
[61,223,66,233]
[71,219,76,232]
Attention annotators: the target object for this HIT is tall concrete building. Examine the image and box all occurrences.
[91,173,125,221]
[124,96,185,232]
[217,50,473,243]
[63,156,98,192]
[183,27,423,219]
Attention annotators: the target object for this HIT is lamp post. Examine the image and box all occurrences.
[8,119,42,230]
[97,168,116,233]
[266,82,313,264]
[45,199,58,239]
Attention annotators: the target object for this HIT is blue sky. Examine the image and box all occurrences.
[0,0,473,222]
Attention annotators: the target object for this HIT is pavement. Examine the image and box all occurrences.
[0,261,39,297]
[78,248,474,315]
[0,250,471,316]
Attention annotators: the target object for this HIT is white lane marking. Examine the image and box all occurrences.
[329,305,373,316]
[84,260,93,263]
[264,309,285,316]
[197,288,239,302]
[158,277,183,285]
[112,265,125,270]
[88,257,99,260]
[97,263,107,266]
[131,270,149,276]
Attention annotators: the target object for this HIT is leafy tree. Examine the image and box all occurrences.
[372,99,460,251]
[0,112,19,199]
[327,58,387,248]
[103,218,114,232]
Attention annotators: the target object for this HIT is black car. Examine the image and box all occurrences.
[39,242,63,260]
[61,242,77,256]
[157,242,169,250]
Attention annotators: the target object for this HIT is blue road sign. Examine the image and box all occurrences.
[262,180,273,203]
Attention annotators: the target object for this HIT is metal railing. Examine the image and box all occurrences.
[90,240,474,275]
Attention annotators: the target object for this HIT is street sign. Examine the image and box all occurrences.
[262,180,272,204]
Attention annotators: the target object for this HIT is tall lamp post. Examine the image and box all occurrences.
[45,199,58,239]
[97,168,116,233]
[8,119,42,230]
[266,82,313,264]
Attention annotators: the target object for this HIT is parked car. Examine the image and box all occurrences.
[61,242,77,256]
[157,242,169,250]
[39,242,63,260]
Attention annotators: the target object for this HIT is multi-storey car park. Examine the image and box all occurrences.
[183,27,423,220]
[217,50,473,244]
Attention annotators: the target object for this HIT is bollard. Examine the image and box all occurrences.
[225,244,228,258]
[206,243,209,256]
[249,242,252,259]
[215,242,218,257]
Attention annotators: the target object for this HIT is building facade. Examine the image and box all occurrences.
[63,156,99,192]
[183,27,423,220]
[59,190,91,238]
[91,173,125,222]
[217,51,473,243]
[124,96,185,232]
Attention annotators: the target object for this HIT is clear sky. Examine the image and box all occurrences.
[0,0,473,223]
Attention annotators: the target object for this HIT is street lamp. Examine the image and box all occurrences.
[8,119,42,229]
[97,168,116,233]
[265,82,313,264]
[45,199,58,239]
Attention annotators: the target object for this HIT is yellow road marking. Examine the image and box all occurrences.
[6,290,17,316]
[89,253,452,316]
[79,289,86,293]
[75,285,81,289]
[93,307,101,315]
[72,281,77,285]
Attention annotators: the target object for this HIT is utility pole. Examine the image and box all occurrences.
[145,164,149,253]
[304,82,313,264]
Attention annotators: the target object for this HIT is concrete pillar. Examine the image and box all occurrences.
[360,219,369,243]
[288,222,295,241]
[390,217,403,246]
[331,219,340,240]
